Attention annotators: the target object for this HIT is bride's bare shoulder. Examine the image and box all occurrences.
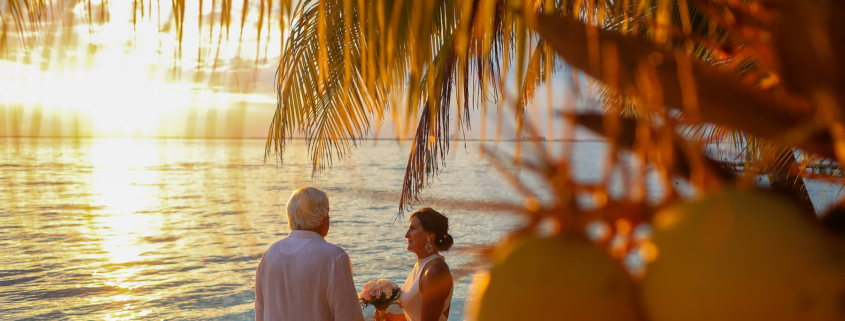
[420,259,452,295]
[422,259,451,278]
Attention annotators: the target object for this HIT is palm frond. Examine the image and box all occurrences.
[266,0,386,169]
[264,0,520,215]
[398,0,517,215]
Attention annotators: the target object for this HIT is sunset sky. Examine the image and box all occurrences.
[0,0,586,140]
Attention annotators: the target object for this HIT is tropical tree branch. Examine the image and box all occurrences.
[530,12,835,158]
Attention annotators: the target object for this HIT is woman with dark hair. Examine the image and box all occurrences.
[377,208,454,321]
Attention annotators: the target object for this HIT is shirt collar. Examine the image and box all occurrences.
[289,230,324,239]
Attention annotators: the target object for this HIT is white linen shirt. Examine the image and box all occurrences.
[255,230,365,321]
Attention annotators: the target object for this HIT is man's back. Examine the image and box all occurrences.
[255,230,364,321]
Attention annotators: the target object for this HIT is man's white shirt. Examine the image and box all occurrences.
[255,230,365,321]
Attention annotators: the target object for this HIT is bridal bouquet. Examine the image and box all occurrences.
[358,279,400,311]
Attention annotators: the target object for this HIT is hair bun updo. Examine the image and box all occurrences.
[436,233,454,251]
[410,208,454,252]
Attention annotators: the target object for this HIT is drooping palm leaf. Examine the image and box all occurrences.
[266,0,536,215]
[398,0,512,214]
[266,0,387,169]
[397,0,570,214]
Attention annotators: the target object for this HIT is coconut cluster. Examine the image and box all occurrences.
[467,187,845,321]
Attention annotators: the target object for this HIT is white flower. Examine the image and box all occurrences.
[381,286,393,297]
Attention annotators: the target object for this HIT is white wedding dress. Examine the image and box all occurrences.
[397,254,452,321]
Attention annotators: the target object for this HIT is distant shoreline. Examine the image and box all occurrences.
[0,136,604,142]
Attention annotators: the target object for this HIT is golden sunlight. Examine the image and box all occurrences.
[1,0,283,138]
[87,139,163,264]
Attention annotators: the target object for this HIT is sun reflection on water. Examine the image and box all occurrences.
[86,139,163,264]
[83,138,169,317]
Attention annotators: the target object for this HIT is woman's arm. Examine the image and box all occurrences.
[419,260,453,321]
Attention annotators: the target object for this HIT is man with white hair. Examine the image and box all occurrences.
[255,187,364,321]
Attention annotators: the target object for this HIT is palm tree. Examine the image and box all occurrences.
[266,0,840,220]
[266,0,562,214]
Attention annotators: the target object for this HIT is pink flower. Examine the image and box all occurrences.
[359,278,399,309]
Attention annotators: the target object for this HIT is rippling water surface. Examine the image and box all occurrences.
[0,138,567,320]
[1,138,841,320]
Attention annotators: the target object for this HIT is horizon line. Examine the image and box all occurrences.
[0,136,604,142]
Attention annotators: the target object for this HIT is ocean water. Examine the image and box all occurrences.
[0,138,571,320]
[0,138,841,320]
